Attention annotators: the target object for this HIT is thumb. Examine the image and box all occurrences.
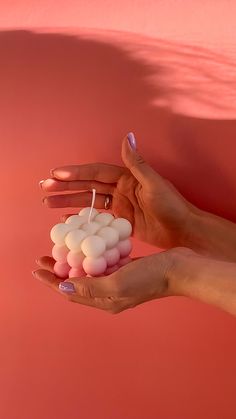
[121,132,158,185]
[59,275,117,298]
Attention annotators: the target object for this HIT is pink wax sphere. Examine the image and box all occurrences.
[118,256,132,267]
[83,256,107,276]
[54,261,70,279]
[52,244,69,262]
[103,247,120,267]
[69,267,86,278]
[67,251,84,268]
[117,239,132,258]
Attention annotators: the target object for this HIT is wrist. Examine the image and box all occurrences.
[182,207,236,262]
[180,207,205,250]
[165,247,203,297]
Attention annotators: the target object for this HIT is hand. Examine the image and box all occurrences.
[33,248,183,314]
[40,133,196,248]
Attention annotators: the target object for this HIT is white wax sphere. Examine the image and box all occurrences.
[50,223,74,245]
[110,218,132,240]
[67,250,84,268]
[79,207,98,220]
[81,235,106,258]
[65,229,88,251]
[117,239,132,258]
[81,221,101,235]
[83,256,107,276]
[65,214,87,228]
[94,212,114,226]
[97,226,119,249]
[104,247,120,267]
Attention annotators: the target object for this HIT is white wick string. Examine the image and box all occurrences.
[88,188,96,224]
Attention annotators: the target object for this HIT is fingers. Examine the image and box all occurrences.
[40,178,115,195]
[50,163,125,183]
[36,256,55,272]
[43,191,110,209]
[33,269,62,291]
[32,267,120,312]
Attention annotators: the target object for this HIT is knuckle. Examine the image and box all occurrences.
[136,154,146,166]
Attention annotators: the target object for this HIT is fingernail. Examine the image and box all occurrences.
[50,168,56,176]
[42,197,47,204]
[35,258,39,264]
[32,270,37,276]
[127,132,137,150]
[59,282,76,293]
[39,180,45,189]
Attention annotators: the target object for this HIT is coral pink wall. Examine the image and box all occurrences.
[0,2,236,419]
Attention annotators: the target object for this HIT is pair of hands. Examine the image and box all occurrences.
[33,134,200,313]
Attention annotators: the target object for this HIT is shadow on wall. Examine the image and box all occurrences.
[0,29,236,222]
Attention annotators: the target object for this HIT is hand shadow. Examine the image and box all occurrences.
[0,28,235,229]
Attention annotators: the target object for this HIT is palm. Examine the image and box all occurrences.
[110,169,190,248]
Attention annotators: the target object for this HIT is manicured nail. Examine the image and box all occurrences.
[39,180,45,189]
[127,132,137,150]
[59,282,76,293]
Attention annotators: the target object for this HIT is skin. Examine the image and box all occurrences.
[33,135,236,315]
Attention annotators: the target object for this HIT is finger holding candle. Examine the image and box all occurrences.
[40,178,115,194]
[50,162,125,183]
[35,255,56,272]
[43,191,111,209]
[33,269,114,311]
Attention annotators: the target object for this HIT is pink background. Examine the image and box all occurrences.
[0,1,236,418]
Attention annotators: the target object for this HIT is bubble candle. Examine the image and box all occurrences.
[50,189,133,278]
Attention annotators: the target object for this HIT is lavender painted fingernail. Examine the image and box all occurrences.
[127,132,137,150]
[59,282,76,293]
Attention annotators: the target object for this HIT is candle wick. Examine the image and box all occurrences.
[88,188,96,224]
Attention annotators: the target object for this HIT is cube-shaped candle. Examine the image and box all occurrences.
[50,207,133,279]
